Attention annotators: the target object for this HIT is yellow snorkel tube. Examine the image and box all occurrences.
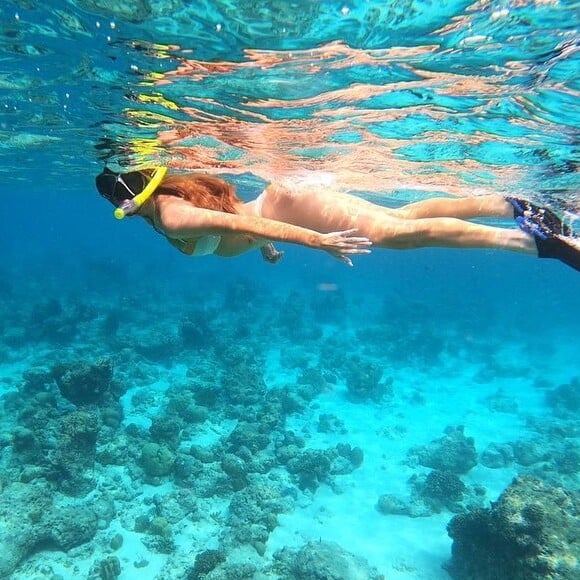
[114,166,168,219]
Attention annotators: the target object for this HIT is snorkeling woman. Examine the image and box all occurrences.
[96,167,579,271]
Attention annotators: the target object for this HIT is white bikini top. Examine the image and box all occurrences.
[191,234,221,256]
[150,198,221,256]
[188,192,266,256]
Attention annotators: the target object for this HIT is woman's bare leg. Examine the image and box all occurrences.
[396,195,513,220]
[262,185,535,254]
[261,185,577,268]
[375,216,536,253]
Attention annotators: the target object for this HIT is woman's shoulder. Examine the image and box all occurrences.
[154,193,190,214]
[150,194,192,232]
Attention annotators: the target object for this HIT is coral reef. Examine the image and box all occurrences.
[480,442,514,468]
[88,556,121,580]
[179,310,215,349]
[377,470,484,519]
[52,358,115,406]
[221,453,249,491]
[317,413,347,434]
[227,420,272,454]
[376,493,418,517]
[0,481,98,577]
[420,470,467,512]
[446,476,580,580]
[511,439,547,467]
[285,444,363,492]
[546,377,580,417]
[273,540,383,579]
[54,409,100,496]
[140,442,176,478]
[277,292,322,341]
[2,268,575,580]
[149,413,183,450]
[187,549,226,579]
[133,325,183,362]
[286,448,333,491]
[343,356,393,402]
[25,299,81,344]
[3,371,108,498]
[409,425,478,474]
[220,353,268,409]
[226,482,291,551]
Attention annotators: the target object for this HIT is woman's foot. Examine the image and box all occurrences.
[260,242,284,264]
[506,197,572,236]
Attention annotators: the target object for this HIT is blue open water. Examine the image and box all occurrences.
[0,1,579,579]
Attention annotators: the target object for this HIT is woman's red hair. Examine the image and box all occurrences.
[155,174,241,214]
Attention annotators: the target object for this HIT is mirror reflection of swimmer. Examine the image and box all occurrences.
[96,167,579,271]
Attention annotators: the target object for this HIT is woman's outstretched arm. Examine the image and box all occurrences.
[157,200,372,265]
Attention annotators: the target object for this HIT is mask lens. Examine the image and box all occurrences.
[96,169,149,206]
[121,171,149,195]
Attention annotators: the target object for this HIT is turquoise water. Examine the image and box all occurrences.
[1,1,579,579]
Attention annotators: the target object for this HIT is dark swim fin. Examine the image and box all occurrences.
[516,215,580,272]
[535,235,580,272]
[506,197,572,236]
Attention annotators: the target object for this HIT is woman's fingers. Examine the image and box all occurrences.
[341,248,372,255]
[337,238,372,247]
[320,229,372,265]
[324,230,373,251]
[327,229,372,243]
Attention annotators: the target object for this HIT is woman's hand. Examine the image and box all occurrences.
[319,229,372,266]
[260,242,284,264]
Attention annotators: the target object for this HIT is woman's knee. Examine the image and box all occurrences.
[375,222,428,249]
